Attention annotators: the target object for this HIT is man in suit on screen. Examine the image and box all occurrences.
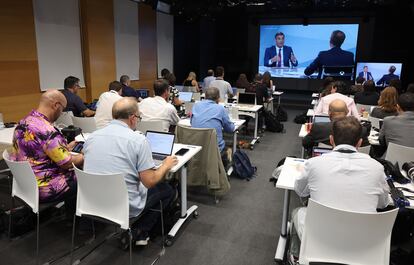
[304,30,355,79]
[376,65,400,87]
[358,65,374,82]
[264,32,298,68]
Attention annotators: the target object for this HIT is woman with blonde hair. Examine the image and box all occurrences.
[370,86,399,119]
[183,71,200,92]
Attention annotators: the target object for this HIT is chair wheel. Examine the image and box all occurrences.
[193,211,199,219]
[164,236,174,247]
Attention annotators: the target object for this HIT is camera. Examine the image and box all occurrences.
[402,161,414,180]
[61,125,81,143]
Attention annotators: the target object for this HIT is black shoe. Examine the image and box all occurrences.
[135,231,149,246]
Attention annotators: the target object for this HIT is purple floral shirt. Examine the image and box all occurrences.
[11,110,75,202]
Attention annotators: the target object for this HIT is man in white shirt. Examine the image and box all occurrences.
[203,69,215,92]
[289,116,390,261]
[94,81,123,129]
[314,81,360,119]
[209,66,233,103]
[139,79,180,131]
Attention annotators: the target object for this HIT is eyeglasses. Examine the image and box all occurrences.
[132,114,142,121]
[56,101,66,109]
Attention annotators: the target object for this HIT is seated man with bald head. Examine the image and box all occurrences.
[11,89,84,203]
[303,99,369,155]
[83,98,178,247]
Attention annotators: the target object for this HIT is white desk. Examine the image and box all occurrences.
[298,124,308,138]
[0,127,16,145]
[177,118,246,155]
[273,91,284,105]
[274,157,306,261]
[312,93,320,98]
[311,99,318,105]
[235,104,263,147]
[306,109,314,117]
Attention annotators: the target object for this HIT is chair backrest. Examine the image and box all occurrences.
[72,116,97,133]
[192,93,201,102]
[73,166,129,229]
[321,65,354,81]
[299,199,398,265]
[358,145,371,155]
[2,150,39,213]
[184,102,194,115]
[183,86,198,93]
[368,116,382,130]
[385,142,414,166]
[136,120,168,134]
[55,111,74,128]
[356,103,376,115]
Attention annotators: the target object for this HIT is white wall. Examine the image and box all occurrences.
[157,12,174,77]
[113,0,140,81]
[33,0,85,91]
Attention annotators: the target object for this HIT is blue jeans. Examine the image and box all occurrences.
[135,182,175,233]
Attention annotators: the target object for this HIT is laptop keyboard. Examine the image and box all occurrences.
[153,154,167,161]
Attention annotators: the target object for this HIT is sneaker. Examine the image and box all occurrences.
[135,231,150,246]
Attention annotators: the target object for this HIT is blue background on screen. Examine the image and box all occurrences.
[258,24,359,68]
[356,62,402,83]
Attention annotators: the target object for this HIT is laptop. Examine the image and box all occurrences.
[312,147,333,157]
[145,131,175,166]
[313,115,330,123]
[179,92,193,102]
[237,92,256,106]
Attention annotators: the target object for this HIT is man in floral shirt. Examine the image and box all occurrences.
[11,90,84,203]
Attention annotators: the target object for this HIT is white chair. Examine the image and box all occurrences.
[385,142,414,166]
[192,93,201,102]
[368,116,382,130]
[54,111,73,128]
[72,116,97,133]
[2,150,63,265]
[356,103,376,114]
[184,102,194,115]
[359,145,371,155]
[70,166,165,265]
[136,120,168,133]
[299,199,398,265]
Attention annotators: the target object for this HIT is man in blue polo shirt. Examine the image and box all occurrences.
[61,76,95,117]
[191,87,235,166]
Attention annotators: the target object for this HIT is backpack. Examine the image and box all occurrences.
[294,111,307,124]
[275,105,288,122]
[263,110,284,133]
[232,150,256,180]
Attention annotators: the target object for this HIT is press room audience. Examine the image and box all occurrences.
[164,72,182,108]
[120,75,140,101]
[354,80,380,106]
[83,97,178,247]
[350,76,365,95]
[379,92,414,151]
[291,116,390,261]
[139,79,180,131]
[235,73,250,91]
[94,81,123,129]
[262,71,274,92]
[11,90,84,214]
[183,71,200,92]
[62,76,95,117]
[315,81,359,119]
[370,86,399,119]
[203,69,215,91]
[209,66,233,103]
[407,83,414,94]
[191,87,235,166]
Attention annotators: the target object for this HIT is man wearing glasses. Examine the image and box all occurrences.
[61,76,95,117]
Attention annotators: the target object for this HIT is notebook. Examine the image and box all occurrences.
[312,147,333,157]
[237,92,256,106]
[145,131,175,166]
[179,92,193,102]
[313,115,330,123]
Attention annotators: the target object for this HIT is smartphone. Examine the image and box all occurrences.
[72,141,84,153]
[175,148,189,156]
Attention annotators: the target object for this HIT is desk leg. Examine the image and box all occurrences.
[274,190,291,261]
[278,96,281,106]
[250,112,260,147]
[167,165,198,242]
[233,131,237,155]
[301,147,305,159]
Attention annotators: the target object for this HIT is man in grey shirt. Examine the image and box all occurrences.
[209,66,233,103]
[289,116,390,262]
[83,98,178,247]
[202,69,215,92]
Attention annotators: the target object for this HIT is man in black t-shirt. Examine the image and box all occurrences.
[61,76,95,117]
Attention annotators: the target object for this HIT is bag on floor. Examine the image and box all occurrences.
[294,111,307,124]
[263,110,284,133]
[275,105,288,122]
[232,150,256,181]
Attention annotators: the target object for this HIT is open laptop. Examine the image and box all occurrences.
[145,130,175,166]
[313,115,331,123]
[237,92,256,106]
[179,92,193,102]
[312,146,333,157]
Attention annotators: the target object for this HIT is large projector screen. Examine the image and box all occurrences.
[258,24,359,79]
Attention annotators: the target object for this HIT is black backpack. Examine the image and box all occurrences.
[263,110,284,133]
[232,150,256,180]
[275,105,288,122]
[294,111,307,124]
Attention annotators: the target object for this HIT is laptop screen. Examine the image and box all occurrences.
[145,131,175,155]
[179,92,193,102]
[312,147,333,157]
[313,115,331,123]
[238,93,256,105]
